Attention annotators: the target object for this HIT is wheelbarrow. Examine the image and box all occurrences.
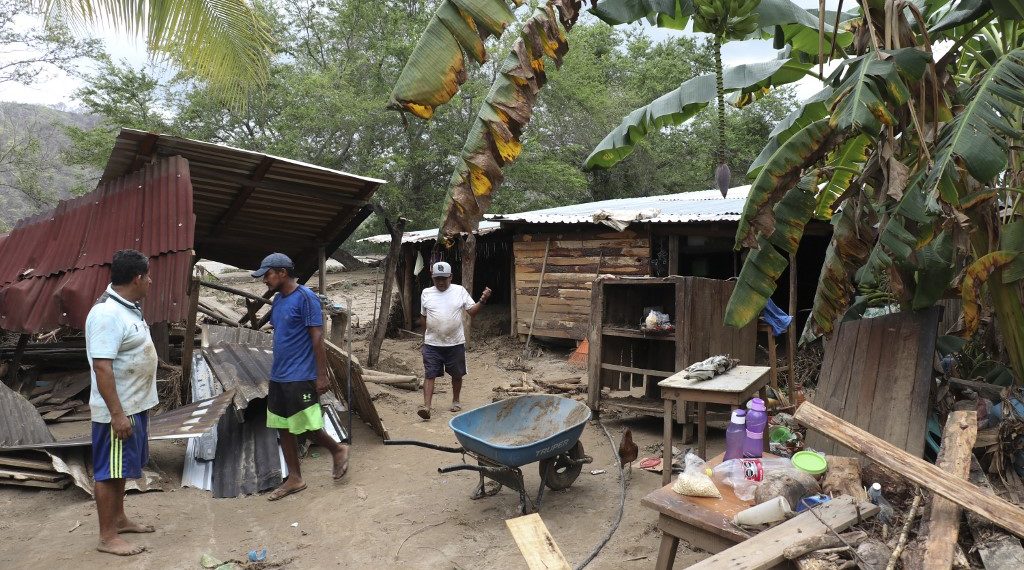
[385,395,593,513]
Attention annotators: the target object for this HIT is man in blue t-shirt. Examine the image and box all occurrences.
[251,252,349,500]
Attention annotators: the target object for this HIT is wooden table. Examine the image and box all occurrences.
[641,453,759,569]
[658,365,771,484]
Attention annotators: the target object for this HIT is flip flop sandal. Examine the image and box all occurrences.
[267,483,307,501]
[450,402,463,412]
[417,407,431,420]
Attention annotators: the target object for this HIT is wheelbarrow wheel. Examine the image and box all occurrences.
[539,441,585,491]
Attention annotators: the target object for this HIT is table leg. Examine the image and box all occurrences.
[759,385,769,452]
[655,527,680,570]
[697,402,707,459]
[663,398,673,486]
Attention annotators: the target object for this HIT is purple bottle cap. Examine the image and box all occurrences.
[747,398,766,412]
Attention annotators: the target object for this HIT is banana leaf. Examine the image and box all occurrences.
[734,118,841,249]
[725,172,820,327]
[389,0,523,119]
[815,134,872,219]
[440,2,581,237]
[590,0,683,26]
[911,230,956,309]
[1002,220,1024,283]
[804,192,878,339]
[962,250,1022,336]
[991,0,1024,19]
[748,87,832,175]
[827,50,923,134]
[856,177,936,290]
[929,0,991,33]
[925,48,1024,208]
[584,56,809,169]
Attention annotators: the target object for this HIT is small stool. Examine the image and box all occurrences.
[657,365,771,484]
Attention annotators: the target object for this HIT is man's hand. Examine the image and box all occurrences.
[479,287,493,304]
[111,412,133,440]
[315,374,330,396]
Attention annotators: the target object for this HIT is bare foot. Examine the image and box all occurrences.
[116,518,156,534]
[332,444,350,480]
[267,478,307,501]
[97,536,146,556]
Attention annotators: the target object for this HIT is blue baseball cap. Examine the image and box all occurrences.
[251,252,294,277]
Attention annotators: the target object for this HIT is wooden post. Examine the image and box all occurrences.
[462,232,477,348]
[510,243,518,338]
[180,276,201,403]
[786,252,798,399]
[667,235,679,276]
[367,205,406,368]
[523,238,550,357]
[5,333,29,390]
[922,411,978,569]
[318,245,327,295]
[402,246,415,331]
[150,322,170,363]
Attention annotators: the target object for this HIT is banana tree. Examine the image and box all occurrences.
[389,0,852,240]
[589,0,1024,382]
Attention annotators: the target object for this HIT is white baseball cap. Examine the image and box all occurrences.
[431,261,452,277]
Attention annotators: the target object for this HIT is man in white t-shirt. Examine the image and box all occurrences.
[85,249,159,556]
[418,261,490,420]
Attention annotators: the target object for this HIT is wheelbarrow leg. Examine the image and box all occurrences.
[470,473,503,500]
[535,460,553,511]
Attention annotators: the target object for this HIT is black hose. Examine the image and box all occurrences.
[574,417,626,570]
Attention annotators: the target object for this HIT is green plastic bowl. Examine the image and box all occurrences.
[791,451,828,475]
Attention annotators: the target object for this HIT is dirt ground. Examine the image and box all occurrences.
[0,267,726,569]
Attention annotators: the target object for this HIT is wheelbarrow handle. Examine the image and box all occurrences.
[384,439,465,454]
[438,464,508,476]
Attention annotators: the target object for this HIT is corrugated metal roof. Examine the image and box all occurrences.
[103,129,384,275]
[360,186,751,244]
[488,185,751,224]
[0,156,194,332]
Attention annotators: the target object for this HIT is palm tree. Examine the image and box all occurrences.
[38,0,275,103]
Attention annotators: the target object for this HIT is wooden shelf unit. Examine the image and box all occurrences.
[587,276,757,418]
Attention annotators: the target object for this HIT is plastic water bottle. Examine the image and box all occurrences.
[867,482,894,524]
[743,398,768,458]
[708,457,794,501]
[724,409,747,461]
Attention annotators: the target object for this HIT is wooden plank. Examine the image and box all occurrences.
[324,339,389,440]
[180,275,201,402]
[505,513,570,570]
[0,466,65,482]
[515,255,644,266]
[516,287,593,299]
[967,456,1024,569]
[517,264,641,275]
[513,245,650,257]
[686,496,879,570]
[794,401,1024,539]
[587,280,603,410]
[922,411,978,569]
[515,238,649,250]
[0,476,71,489]
[659,366,771,392]
[0,454,54,471]
[601,363,673,378]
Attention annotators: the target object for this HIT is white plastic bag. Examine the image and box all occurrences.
[671,452,721,498]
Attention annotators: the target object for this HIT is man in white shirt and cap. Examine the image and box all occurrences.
[418,261,490,420]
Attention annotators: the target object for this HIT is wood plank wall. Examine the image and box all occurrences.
[513,228,650,340]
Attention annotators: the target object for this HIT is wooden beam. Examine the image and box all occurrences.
[5,333,29,390]
[199,279,273,306]
[401,246,415,331]
[180,276,201,403]
[922,411,978,569]
[318,245,327,295]
[207,156,275,238]
[667,235,679,276]
[295,204,373,282]
[505,514,570,570]
[128,131,159,172]
[794,402,1024,539]
[462,232,477,348]
[687,496,879,570]
[367,205,406,368]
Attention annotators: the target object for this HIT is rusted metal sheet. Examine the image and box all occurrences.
[0,156,194,333]
[0,381,56,447]
[202,341,273,412]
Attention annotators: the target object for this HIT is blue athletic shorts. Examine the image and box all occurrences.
[92,411,149,481]
[422,344,467,379]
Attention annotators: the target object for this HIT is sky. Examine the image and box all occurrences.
[1,0,842,108]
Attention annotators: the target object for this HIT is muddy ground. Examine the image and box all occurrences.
[0,267,727,569]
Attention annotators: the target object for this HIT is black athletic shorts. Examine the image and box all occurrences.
[266,380,324,434]
[422,344,467,379]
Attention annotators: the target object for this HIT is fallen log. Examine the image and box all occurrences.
[822,456,868,503]
[794,402,1024,539]
[783,530,867,560]
[921,411,977,569]
[362,370,418,383]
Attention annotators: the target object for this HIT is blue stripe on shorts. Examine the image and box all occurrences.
[92,411,149,481]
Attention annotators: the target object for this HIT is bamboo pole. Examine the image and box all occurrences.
[523,238,550,357]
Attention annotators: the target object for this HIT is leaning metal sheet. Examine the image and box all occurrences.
[0,390,234,451]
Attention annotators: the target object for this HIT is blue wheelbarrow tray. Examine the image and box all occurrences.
[450,394,591,467]
[385,395,593,513]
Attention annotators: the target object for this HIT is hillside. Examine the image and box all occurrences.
[0,102,101,231]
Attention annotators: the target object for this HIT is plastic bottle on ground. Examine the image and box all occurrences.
[743,397,768,458]
[709,457,794,501]
[724,409,747,461]
[867,482,895,524]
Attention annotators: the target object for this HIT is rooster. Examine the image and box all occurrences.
[618,428,639,478]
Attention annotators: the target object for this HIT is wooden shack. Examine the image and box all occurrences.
[364,186,831,342]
